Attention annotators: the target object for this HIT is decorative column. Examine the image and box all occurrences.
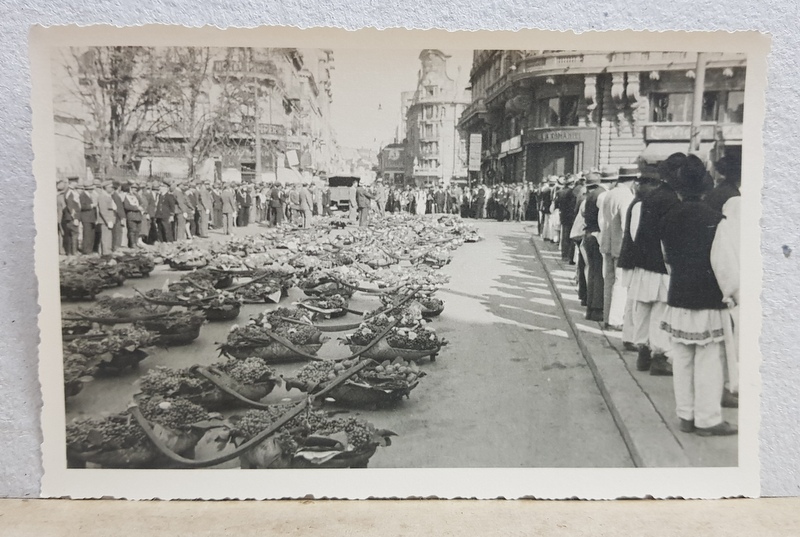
[625,72,641,136]
[610,72,627,135]
[584,74,597,125]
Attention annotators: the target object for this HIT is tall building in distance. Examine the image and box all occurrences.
[458,50,746,184]
[404,50,471,187]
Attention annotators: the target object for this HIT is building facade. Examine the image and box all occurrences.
[404,50,471,187]
[458,50,746,185]
[52,46,340,184]
[377,143,406,186]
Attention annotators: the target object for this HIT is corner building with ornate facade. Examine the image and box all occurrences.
[458,50,746,184]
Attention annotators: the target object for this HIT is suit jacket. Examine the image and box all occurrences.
[599,184,634,257]
[299,188,313,211]
[185,189,198,211]
[221,190,237,214]
[78,191,97,223]
[356,186,373,208]
[269,187,283,208]
[175,190,191,215]
[62,190,81,227]
[112,192,126,221]
[197,187,213,212]
[155,192,178,220]
[97,191,117,227]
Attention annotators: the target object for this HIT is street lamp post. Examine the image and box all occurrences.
[689,52,708,155]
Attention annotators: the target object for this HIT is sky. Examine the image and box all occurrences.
[329,49,473,151]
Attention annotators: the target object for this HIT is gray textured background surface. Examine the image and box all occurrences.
[1,0,797,498]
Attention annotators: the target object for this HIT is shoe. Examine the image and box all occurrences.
[679,419,695,433]
[649,354,673,376]
[603,323,622,332]
[623,341,638,352]
[695,421,738,437]
[636,346,652,372]
[722,389,739,408]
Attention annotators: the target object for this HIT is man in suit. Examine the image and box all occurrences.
[322,186,333,217]
[374,179,388,217]
[185,182,199,237]
[196,181,212,238]
[356,180,373,227]
[348,181,358,222]
[434,186,447,214]
[582,172,609,322]
[96,181,118,256]
[599,165,637,329]
[299,182,314,229]
[61,178,81,255]
[268,182,283,226]
[173,182,191,240]
[110,182,127,251]
[78,183,98,254]
[211,183,224,229]
[121,183,143,248]
[221,183,237,235]
[137,182,156,244]
[154,183,176,243]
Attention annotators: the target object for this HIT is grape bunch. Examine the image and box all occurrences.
[219,357,276,385]
[66,415,147,452]
[138,397,209,432]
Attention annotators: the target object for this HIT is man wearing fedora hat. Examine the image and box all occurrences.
[78,182,98,254]
[582,171,607,321]
[96,181,117,256]
[599,165,638,329]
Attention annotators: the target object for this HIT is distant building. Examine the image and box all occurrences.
[405,50,471,187]
[377,143,406,186]
[458,50,746,184]
[53,115,88,182]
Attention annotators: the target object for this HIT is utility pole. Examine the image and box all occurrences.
[689,52,708,154]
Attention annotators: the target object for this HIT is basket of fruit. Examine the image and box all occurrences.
[112,250,156,278]
[94,296,170,319]
[63,353,95,399]
[232,405,395,469]
[137,357,279,410]
[64,326,156,375]
[233,279,287,304]
[344,311,446,363]
[286,357,423,408]
[167,249,209,271]
[220,320,326,364]
[380,294,444,319]
[136,311,205,347]
[59,270,107,301]
[201,299,242,322]
[297,294,349,319]
[66,397,213,468]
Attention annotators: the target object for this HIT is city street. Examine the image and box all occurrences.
[64,218,737,468]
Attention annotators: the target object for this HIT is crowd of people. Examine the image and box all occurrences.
[56,178,341,255]
[535,153,741,438]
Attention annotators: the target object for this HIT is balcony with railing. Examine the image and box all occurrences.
[213,60,280,84]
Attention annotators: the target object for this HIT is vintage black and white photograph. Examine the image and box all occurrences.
[32,27,766,499]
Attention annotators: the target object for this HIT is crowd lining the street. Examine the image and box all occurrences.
[56,149,741,438]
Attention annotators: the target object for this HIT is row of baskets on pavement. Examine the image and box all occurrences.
[62,213,480,470]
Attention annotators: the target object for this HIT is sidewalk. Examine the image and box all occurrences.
[530,233,738,468]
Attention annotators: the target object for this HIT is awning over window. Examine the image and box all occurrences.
[638,142,715,165]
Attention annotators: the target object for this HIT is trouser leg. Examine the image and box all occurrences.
[622,295,635,343]
[609,262,627,327]
[693,341,725,428]
[649,301,671,356]
[670,341,695,422]
[633,301,653,347]
[198,210,209,237]
[583,235,604,319]
[602,254,615,324]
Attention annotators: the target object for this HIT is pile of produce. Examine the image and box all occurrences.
[136,311,206,346]
[233,278,286,304]
[287,357,424,407]
[61,257,127,288]
[64,325,155,373]
[344,307,446,362]
[220,309,325,362]
[110,249,156,278]
[232,405,394,468]
[299,267,360,297]
[138,357,278,409]
[177,268,233,290]
[164,247,209,270]
[66,396,212,468]
[63,353,95,398]
[60,270,107,301]
[297,294,348,319]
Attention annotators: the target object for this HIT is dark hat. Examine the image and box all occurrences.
[675,154,710,195]
[715,154,742,181]
[657,152,687,184]
[67,176,79,183]
[617,165,641,181]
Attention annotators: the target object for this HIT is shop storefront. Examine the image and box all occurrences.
[523,127,599,183]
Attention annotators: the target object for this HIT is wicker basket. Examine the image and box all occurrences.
[168,259,209,271]
[322,378,420,408]
[290,445,378,468]
[203,304,241,322]
[184,380,276,410]
[348,339,441,363]
[95,349,149,375]
[222,343,323,364]
[139,316,205,347]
